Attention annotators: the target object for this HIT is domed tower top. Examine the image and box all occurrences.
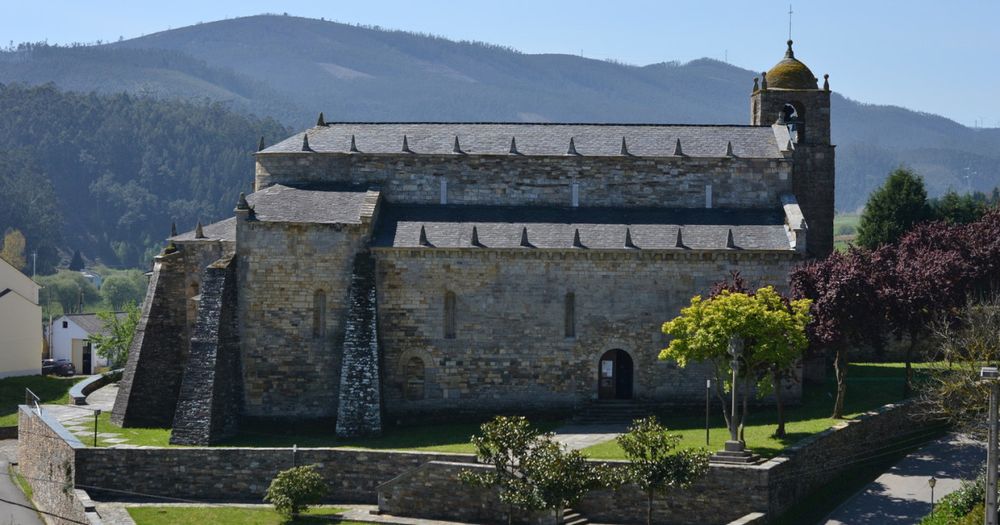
[765,40,818,90]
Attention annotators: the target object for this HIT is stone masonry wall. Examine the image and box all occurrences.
[255,154,793,210]
[236,219,371,418]
[75,447,474,503]
[170,255,243,445]
[113,240,230,427]
[335,252,383,437]
[764,401,941,517]
[374,248,801,419]
[111,251,188,427]
[16,407,91,525]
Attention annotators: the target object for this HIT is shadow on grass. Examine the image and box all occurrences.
[219,419,560,451]
[0,375,86,425]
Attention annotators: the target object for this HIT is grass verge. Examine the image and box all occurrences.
[8,463,34,500]
[127,505,367,525]
[0,375,86,426]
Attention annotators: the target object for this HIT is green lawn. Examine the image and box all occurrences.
[86,362,919,458]
[582,362,920,459]
[69,411,174,447]
[127,506,368,525]
[0,375,86,426]
[833,213,861,252]
[221,419,560,454]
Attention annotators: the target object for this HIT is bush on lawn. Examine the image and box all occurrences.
[264,465,327,517]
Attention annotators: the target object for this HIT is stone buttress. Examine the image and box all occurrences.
[169,254,243,445]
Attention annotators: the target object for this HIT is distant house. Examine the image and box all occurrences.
[0,258,42,377]
[51,313,125,375]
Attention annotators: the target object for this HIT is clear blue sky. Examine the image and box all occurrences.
[4,1,998,127]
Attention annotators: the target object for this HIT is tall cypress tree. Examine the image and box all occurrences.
[856,167,932,249]
[68,249,85,271]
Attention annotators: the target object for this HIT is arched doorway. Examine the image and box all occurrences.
[598,349,633,400]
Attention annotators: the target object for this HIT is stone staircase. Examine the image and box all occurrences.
[572,400,659,425]
[562,507,589,525]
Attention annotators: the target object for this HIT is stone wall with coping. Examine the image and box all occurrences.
[235,218,372,418]
[374,247,802,419]
[74,446,474,503]
[16,406,95,525]
[255,154,793,210]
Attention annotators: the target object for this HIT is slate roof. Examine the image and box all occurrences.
[171,217,237,242]
[171,185,374,241]
[244,184,371,224]
[373,205,793,251]
[63,312,127,336]
[260,123,783,159]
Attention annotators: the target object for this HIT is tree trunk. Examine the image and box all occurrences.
[647,490,654,525]
[772,369,786,438]
[904,330,917,397]
[739,376,750,442]
[508,503,513,525]
[832,347,848,419]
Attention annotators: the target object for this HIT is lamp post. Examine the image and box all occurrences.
[705,378,711,446]
[982,366,999,525]
[929,476,937,507]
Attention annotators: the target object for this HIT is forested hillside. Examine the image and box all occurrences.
[2,14,998,211]
[0,83,288,272]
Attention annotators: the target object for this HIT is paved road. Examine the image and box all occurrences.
[821,433,984,525]
[551,423,627,450]
[0,439,44,525]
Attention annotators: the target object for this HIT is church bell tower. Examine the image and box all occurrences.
[751,40,834,256]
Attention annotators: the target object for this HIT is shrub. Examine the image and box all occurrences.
[920,467,991,525]
[264,465,327,517]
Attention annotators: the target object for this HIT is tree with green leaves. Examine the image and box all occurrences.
[89,302,141,369]
[460,416,540,525]
[856,167,932,249]
[518,437,605,524]
[100,270,147,309]
[660,287,811,440]
[263,464,327,518]
[931,190,987,225]
[616,417,711,525]
[36,271,101,313]
[0,229,27,271]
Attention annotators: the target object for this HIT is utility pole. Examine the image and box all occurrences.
[31,250,37,278]
[982,366,999,525]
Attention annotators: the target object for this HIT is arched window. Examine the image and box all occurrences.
[404,356,426,401]
[313,290,326,338]
[564,292,576,338]
[444,291,456,339]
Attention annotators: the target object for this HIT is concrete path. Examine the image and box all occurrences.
[551,423,626,451]
[43,381,127,447]
[0,439,44,525]
[821,433,984,525]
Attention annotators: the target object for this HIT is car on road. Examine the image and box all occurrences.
[42,359,75,376]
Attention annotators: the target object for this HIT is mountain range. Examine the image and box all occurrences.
[1,13,997,212]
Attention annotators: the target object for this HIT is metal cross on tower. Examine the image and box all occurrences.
[788,4,794,40]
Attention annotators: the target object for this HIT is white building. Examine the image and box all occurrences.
[51,313,124,374]
[0,258,41,377]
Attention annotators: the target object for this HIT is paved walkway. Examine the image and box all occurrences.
[43,381,135,447]
[0,439,44,525]
[551,423,626,451]
[821,433,984,525]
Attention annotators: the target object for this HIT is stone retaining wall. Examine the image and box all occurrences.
[75,446,474,503]
[16,406,95,525]
[19,398,939,525]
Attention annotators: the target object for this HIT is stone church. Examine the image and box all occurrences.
[112,41,834,444]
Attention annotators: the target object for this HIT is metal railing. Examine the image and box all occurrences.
[24,387,41,415]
